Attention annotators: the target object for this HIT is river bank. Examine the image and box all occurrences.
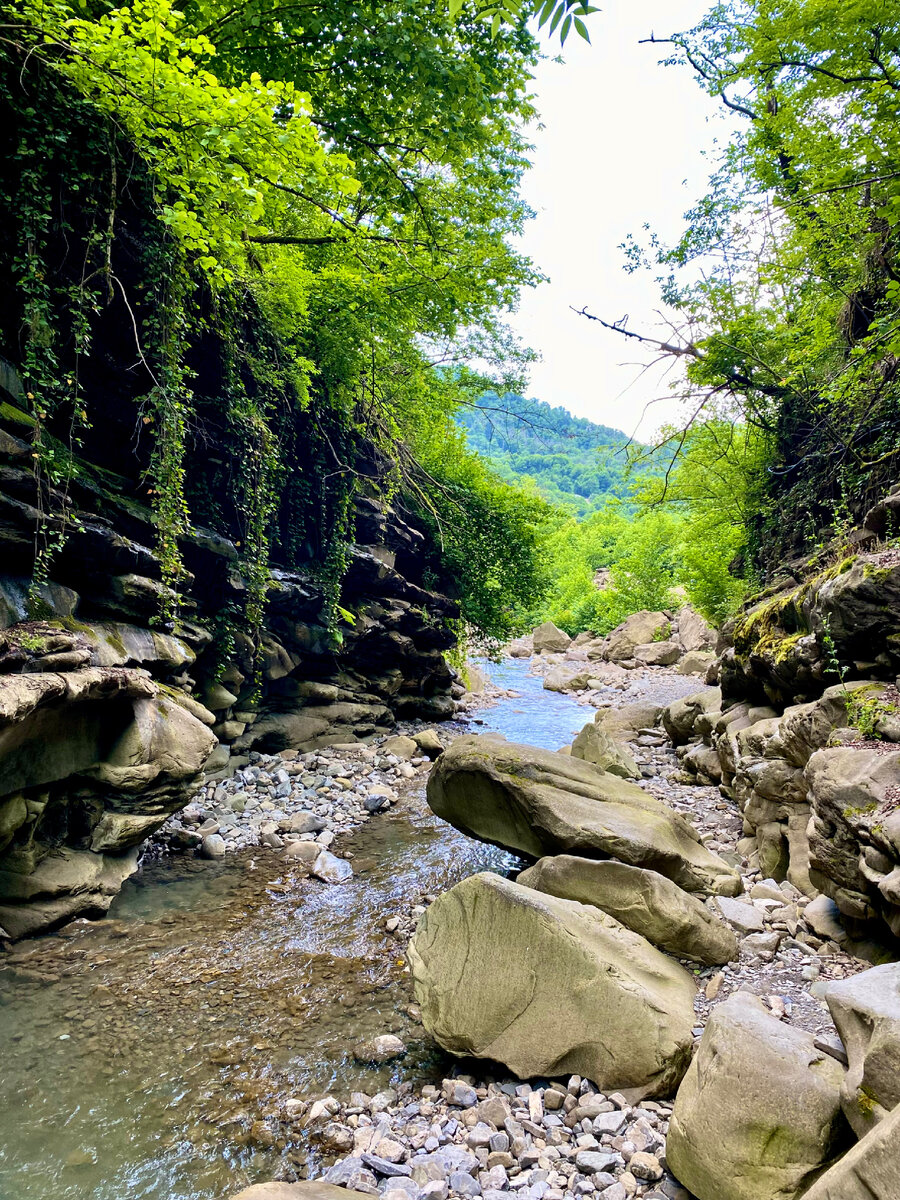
[0,658,876,1200]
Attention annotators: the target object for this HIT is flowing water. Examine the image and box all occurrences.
[0,660,587,1200]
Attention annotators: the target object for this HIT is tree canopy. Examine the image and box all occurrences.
[1,0,556,641]
[612,0,900,568]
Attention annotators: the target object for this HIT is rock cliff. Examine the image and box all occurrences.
[663,490,900,948]
[0,358,461,937]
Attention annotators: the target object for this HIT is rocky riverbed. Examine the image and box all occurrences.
[0,656,885,1200]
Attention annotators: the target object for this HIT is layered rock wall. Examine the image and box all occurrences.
[665,499,900,946]
[0,363,461,937]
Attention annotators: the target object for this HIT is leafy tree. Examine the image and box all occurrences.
[529,503,684,636]
[608,0,900,570]
[457,392,634,514]
[1,0,549,640]
[641,420,770,622]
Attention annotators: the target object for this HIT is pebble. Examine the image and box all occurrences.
[200,834,226,859]
[155,741,416,861]
[353,1034,407,1064]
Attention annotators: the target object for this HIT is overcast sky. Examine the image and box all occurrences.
[507,1,731,440]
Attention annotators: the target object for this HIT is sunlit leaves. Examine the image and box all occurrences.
[13,0,357,283]
[451,0,599,44]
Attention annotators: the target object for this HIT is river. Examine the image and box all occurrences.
[0,659,588,1200]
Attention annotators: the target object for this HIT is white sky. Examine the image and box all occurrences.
[507,0,731,440]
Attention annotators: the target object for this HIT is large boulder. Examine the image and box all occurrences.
[542,666,584,694]
[677,606,717,653]
[633,640,681,667]
[426,734,742,896]
[800,1100,900,1200]
[230,1185,377,1200]
[532,621,571,654]
[594,701,663,736]
[677,650,716,676]
[516,855,738,965]
[667,994,852,1200]
[408,872,696,1100]
[570,722,641,780]
[824,964,900,1136]
[601,612,670,662]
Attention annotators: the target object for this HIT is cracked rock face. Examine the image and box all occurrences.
[665,681,900,943]
[0,667,215,937]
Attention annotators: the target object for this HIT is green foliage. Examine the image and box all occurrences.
[11,0,355,285]
[846,692,896,740]
[408,381,552,647]
[448,0,599,45]
[531,503,683,635]
[641,420,769,624]
[1,0,547,647]
[627,0,900,569]
[509,412,760,637]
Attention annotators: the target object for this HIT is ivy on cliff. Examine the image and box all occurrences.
[1,0,548,643]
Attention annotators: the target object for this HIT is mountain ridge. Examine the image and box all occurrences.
[457,392,634,514]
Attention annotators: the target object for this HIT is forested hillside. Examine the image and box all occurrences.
[456,393,632,513]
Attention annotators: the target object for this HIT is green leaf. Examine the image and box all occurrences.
[573,15,589,41]
[548,2,566,35]
[560,13,572,43]
[537,0,556,26]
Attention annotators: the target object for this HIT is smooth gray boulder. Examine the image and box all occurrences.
[532,621,571,654]
[426,734,741,896]
[517,855,738,964]
[381,734,418,759]
[801,1099,900,1200]
[231,1184,377,1200]
[602,612,670,662]
[825,963,900,1136]
[667,994,851,1200]
[570,722,641,780]
[594,702,663,736]
[677,650,716,675]
[677,606,717,652]
[408,872,696,1100]
[633,640,682,667]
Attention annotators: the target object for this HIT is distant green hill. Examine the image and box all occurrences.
[456,392,634,515]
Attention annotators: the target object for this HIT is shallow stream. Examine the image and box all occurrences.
[0,660,587,1200]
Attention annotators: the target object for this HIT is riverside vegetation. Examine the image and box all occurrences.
[2,3,900,1200]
